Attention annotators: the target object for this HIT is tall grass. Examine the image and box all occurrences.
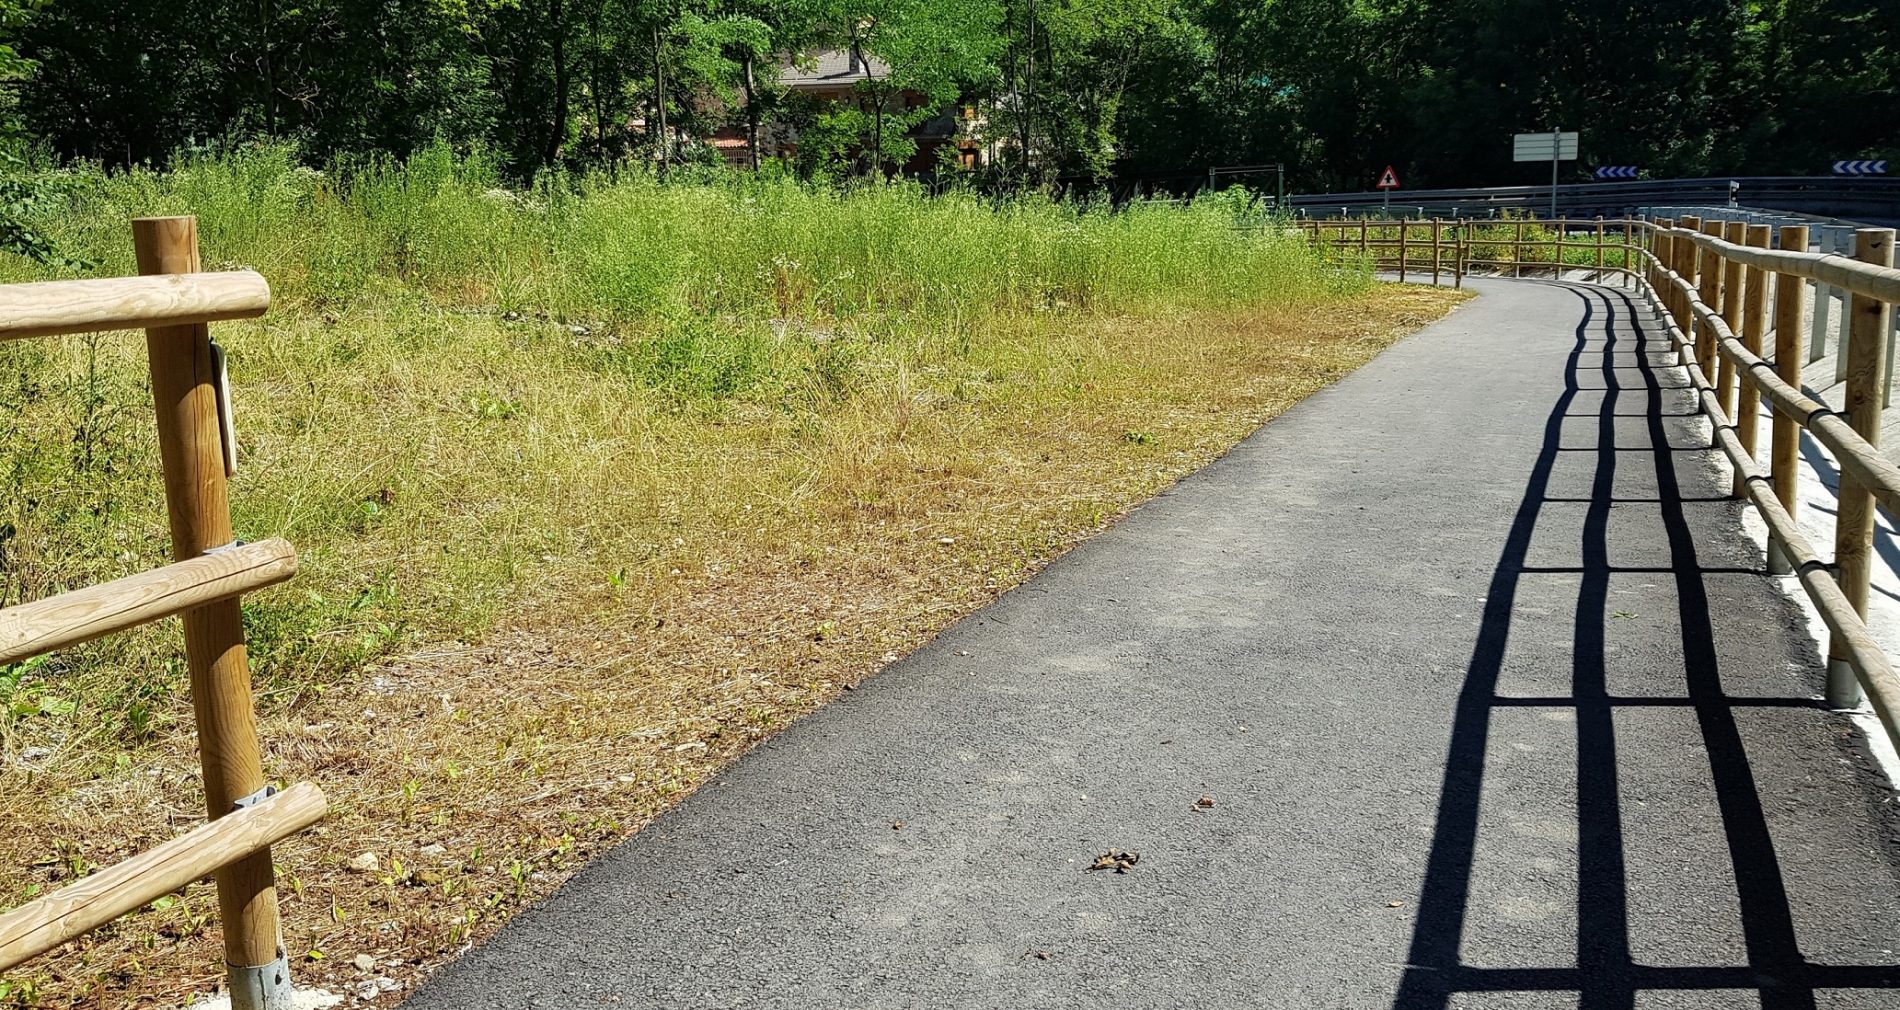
[8,144,1355,320]
[0,143,1368,744]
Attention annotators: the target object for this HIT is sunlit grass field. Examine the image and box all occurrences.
[0,147,1462,1007]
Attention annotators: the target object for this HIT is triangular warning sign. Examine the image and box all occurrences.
[1376,165,1401,190]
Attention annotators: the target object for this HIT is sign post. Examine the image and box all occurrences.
[1513,130,1578,220]
[1375,164,1400,215]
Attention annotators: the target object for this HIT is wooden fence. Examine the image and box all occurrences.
[1306,215,1900,750]
[1300,215,1653,286]
[0,217,324,1009]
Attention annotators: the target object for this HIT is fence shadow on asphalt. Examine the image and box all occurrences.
[1391,283,1900,1009]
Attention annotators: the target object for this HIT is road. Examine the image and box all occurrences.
[404,278,1900,1009]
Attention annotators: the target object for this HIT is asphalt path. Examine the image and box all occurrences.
[406,279,1900,1009]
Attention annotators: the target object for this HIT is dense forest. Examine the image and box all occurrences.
[0,0,1896,190]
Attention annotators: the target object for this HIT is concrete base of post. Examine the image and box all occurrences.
[1827,657,1866,711]
[228,953,294,1010]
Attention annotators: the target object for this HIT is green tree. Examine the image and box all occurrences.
[813,0,1002,175]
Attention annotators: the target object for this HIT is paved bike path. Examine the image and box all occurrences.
[408,280,1900,1009]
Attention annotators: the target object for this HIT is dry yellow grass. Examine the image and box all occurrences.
[0,283,1465,1008]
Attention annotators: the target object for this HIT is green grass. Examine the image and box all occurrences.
[0,144,1368,746]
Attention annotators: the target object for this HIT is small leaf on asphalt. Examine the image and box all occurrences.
[1085,849,1140,873]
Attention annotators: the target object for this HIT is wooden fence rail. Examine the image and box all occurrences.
[0,271,271,342]
[0,539,297,665]
[0,217,320,1009]
[1304,215,1900,751]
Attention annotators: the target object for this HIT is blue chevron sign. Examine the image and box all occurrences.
[1833,160,1889,175]
[1594,165,1639,179]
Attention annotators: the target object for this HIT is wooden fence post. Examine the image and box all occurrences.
[1672,217,1702,366]
[1513,218,1524,278]
[1594,216,1604,277]
[1398,219,1409,282]
[1666,219,1692,367]
[1697,218,1724,383]
[1718,220,1747,423]
[1733,223,1772,498]
[1829,226,1898,709]
[132,217,291,1010]
[1455,227,1465,289]
[1768,224,1809,576]
[1649,218,1667,323]
[1811,226,1838,364]
[1623,218,1634,289]
[1431,218,1442,285]
[1835,228,1858,383]
[1359,218,1368,256]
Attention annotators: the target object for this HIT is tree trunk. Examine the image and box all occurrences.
[591,6,606,158]
[1020,0,1035,182]
[872,89,885,176]
[258,0,276,135]
[744,52,761,171]
[546,0,570,167]
[654,23,669,177]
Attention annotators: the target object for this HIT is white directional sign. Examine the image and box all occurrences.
[1833,160,1888,175]
[1513,131,1578,162]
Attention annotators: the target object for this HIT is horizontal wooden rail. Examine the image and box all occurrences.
[0,271,270,341]
[0,783,325,973]
[1639,249,1900,519]
[1646,221,1900,306]
[0,539,296,665]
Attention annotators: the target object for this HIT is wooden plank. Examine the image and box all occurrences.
[0,783,325,973]
[0,539,296,665]
[0,272,269,341]
[133,216,285,977]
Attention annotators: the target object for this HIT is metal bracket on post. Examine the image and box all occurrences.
[232,783,278,811]
[228,950,294,1010]
[1827,658,1866,711]
[228,780,289,1010]
[210,339,238,478]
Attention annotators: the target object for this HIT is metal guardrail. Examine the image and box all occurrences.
[1289,176,1900,222]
